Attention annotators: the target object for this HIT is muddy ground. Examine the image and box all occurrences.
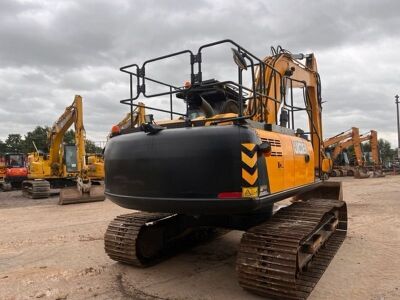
[0,176,399,300]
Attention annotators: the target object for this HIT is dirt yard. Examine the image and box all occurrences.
[0,176,399,300]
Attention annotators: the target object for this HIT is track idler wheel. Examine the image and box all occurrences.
[104,213,167,266]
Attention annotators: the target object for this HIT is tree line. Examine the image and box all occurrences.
[0,126,103,155]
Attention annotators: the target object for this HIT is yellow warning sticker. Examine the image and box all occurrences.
[242,187,259,198]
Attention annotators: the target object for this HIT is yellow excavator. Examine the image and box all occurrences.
[108,102,146,140]
[22,95,105,204]
[104,40,347,299]
[86,153,105,179]
[323,127,358,177]
[329,129,371,178]
[367,130,385,176]
[357,130,385,177]
[324,127,368,178]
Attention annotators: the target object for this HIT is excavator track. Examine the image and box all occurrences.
[237,198,347,300]
[22,180,50,199]
[104,212,221,266]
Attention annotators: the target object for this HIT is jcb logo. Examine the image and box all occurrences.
[293,140,308,155]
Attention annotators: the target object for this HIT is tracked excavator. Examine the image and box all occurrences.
[324,127,368,178]
[22,95,105,204]
[330,128,370,178]
[323,127,357,177]
[110,102,146,135]
[104,40,347,299]
[362,130,385,177]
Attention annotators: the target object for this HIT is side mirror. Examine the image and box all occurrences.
[231,48,248,70]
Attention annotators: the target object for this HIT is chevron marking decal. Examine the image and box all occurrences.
[242,143,256,152]
[241,143,258,198]
[241,151,257,168]
[242,168,258,185]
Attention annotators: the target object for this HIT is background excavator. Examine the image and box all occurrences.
[0,153,28,190]
[324,127,369,178]
[22,95,105,204]
[354,130,385,177]
[111,102,146,134]
[323,127,359,177]
[323,127,357,152]
[86,153,105,179]
[329,129,382,178]
[103,40,347,299]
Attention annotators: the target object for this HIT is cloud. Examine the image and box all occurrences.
[0,0,399,148]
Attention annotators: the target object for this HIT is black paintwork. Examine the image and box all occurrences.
[105,125,264,214]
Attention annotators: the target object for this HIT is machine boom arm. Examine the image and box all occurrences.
[331,127,364,165]
[251,52,323,170]
[48,95,86,172]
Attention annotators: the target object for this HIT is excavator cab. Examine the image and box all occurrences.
[64,145,78,173]
[59,143,105,205]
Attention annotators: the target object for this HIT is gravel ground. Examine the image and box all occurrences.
[0,176,399,300]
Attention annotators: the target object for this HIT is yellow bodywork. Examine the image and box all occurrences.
[27,152,75,179]
[87,154,105,179]
[0,158,5,180]
[255,129,314,193]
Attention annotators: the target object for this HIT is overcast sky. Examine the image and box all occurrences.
[1,0,400,147]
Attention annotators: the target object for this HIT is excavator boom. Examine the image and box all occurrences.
[331,127,363,163]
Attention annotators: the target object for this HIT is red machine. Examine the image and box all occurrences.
[2,153,28,189]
